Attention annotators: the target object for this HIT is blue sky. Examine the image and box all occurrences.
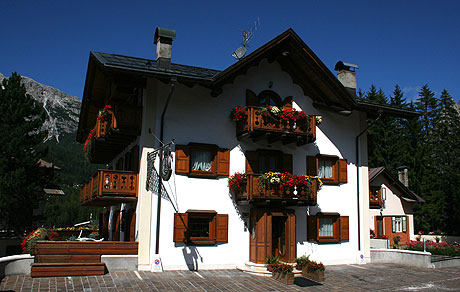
[2,1,459,103]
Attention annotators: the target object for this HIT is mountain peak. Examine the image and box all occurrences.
[0,73,81,143]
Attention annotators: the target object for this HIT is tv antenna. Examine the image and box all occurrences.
[232,17,260,60]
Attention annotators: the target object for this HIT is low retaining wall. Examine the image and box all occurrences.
[370,249,433,268]
[101,255,138,271]
[0,254,34,277]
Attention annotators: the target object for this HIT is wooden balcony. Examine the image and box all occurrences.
[233,174,317,206]
[86,107,142,164]
[369,188,383,209]
[80,170,138,207]
[235,106,316,146]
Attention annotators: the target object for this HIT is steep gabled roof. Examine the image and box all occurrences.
[369,167,425,203]
[78,28,419,141]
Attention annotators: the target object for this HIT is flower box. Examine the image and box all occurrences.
[272,271,295,285]
[301,268,325,282]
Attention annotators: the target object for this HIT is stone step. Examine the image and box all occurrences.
[237,262,302,277]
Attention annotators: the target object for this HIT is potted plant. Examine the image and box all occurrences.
[228,172,247,199]
[295,255,310,270]
[265,255,280,272]
[393,235,401,248]
[271,262,294,285]
[302,260,325,282]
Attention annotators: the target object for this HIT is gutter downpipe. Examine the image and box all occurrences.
[155,77,177,255]
[355,110,382,251]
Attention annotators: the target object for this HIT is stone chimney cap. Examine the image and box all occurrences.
[154,27,176,44]
[395,165,408,170]
[334,61,359,71]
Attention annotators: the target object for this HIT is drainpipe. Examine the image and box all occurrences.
[155,77,177,255]
[355,110,382,251]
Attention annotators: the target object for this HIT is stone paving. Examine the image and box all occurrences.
[1,264,460,292]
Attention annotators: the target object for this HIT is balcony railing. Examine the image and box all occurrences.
[80,170,139,206]
[232,174,318,206]
[369,189,383,209]
[235,106,316,146]
[85,106,142,164]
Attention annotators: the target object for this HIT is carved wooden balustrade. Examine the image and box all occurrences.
[80,170,138,206]
[235,106,316,146]
[232,174,318,206]
[86,106,142,164]
[369,188,383,209]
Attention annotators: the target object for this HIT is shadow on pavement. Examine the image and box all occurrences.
[295,277,322,287]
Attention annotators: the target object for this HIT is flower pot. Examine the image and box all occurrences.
[302,268,325,282]
[272,271,294,285]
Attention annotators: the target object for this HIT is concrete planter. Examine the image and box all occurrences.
[272,271,295,285]
[302,268,325,282]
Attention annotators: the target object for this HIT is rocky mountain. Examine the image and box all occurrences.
[0,73,81,143]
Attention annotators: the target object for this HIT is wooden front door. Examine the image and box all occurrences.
[249,209,296,263]
[272,215,288,261]
[375,216,384,238]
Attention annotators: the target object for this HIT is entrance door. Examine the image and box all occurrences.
[376,216,384,238]
[272,216,288,261]
[249,209,296,263]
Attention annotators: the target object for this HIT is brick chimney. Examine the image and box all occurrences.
[154,27,176,69]
[396,166,409,188]
[334,61,358,95]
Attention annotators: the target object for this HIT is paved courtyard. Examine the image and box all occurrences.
[1,264,460,292]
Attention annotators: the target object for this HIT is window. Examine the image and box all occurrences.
[246,150,292,174]
[307,213,349,243]
[392,216,407,233]
[307,155,347,184]
[173,211,228,245]
[175,143,230,178]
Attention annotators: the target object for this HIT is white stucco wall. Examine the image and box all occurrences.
[134,59,369,270]
[369,177,416,240]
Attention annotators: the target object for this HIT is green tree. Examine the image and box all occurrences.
[0,73,54,228]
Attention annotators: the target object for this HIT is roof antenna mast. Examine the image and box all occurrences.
[232,17,260,60]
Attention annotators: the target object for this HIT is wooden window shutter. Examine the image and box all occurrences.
[340,216,349,241]
[246,89,258,106]
[402,216,407,233]
[175,145,190,174]
[306,156,318,176]
[173,213,188,243]
[216,148,230,177]
[131,145,139,172]
[307,216,318,242]
[288,213,296,262]
[282,153,293,173]
[392,217,396,233]
[216,214,229,243]
[245,151,259,174]
[338,159,348,183]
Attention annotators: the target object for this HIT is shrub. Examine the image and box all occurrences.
[21,228,58,253]
[405,240,460,256]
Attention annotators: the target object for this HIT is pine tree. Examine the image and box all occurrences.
[413,85,445,232]
[431,90,460,234]
[0,73,53,228]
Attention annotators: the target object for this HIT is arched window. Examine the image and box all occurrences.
[257,90,282,107]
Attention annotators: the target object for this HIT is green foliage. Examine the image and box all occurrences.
[365,84,460,235]
[43,185,101,228]
[0,73,55,228]
[265,255,280,265]
[295,255,310,270]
